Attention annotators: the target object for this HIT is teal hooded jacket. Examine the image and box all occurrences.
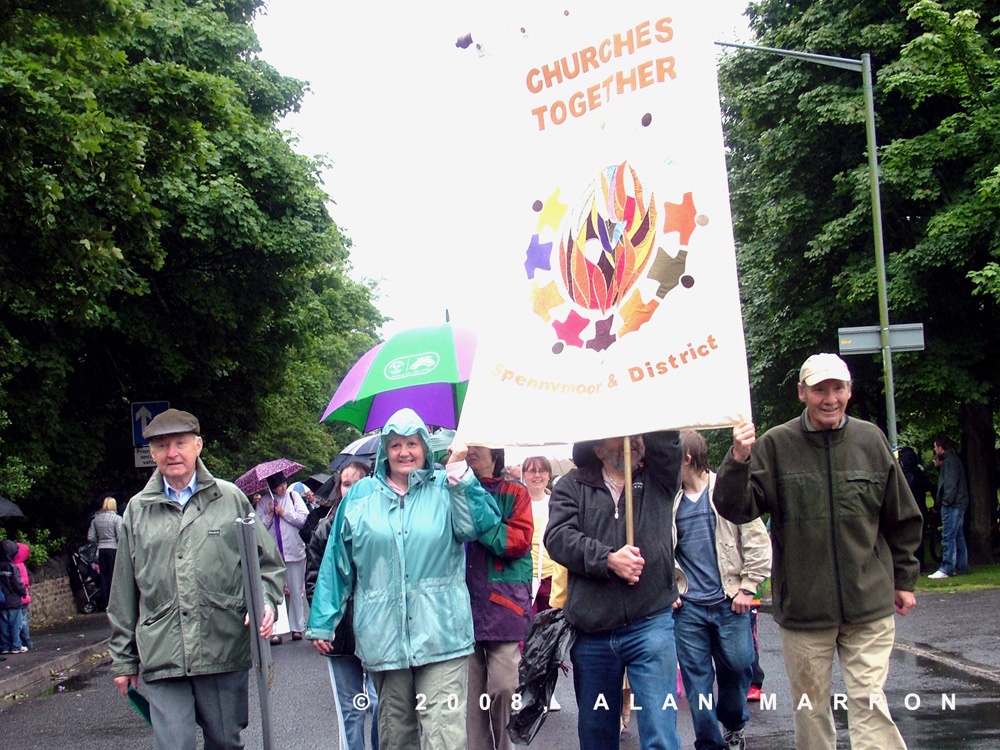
[305,408,501,671]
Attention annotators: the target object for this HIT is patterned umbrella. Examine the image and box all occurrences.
[235,458,305,496]
[320,323,476,432]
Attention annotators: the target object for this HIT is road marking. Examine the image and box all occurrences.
[895,641,1000,685]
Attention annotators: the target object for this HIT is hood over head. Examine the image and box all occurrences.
[375,408,433,479]
[13,542,30,564]
[0,540,18,562]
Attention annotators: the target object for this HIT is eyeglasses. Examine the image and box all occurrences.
[523,468,550,474]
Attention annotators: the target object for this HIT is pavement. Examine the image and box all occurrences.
[0,612,112,700]
[2,588,999,703]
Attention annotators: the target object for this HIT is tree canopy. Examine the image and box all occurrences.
[719,0,999,560]
[0,0,382,536]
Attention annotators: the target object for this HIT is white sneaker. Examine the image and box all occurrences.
[928,570,950,579]
[723,727,746,750]
[549,695,561,711]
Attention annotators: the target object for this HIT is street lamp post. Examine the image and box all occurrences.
[716,42,898,450]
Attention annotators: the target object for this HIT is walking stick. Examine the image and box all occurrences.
[236,514,276,750]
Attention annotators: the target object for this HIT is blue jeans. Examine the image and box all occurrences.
[940,505,968,576]
[20,605,32,649]
[571,607,680,750]
[327,655,379,750]
[674,600,753,749]
[0,607,23,651]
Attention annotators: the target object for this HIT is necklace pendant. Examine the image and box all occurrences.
[614,509,619,519]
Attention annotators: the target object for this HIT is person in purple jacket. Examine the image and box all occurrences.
[464,445,534,750]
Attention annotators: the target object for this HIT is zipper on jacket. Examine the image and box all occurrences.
[824,432,847,623]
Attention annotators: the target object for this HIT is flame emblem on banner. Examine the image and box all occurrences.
[560,162,656,314]
[524,161,699,352]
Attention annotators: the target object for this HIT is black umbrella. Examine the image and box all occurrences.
[304,473,331,492]
[329,434,381,472]
[0,495,25,518]
[314,475,339,502]
[508,608,577,745]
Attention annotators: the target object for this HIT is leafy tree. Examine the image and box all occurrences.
[0,0,382,536]
[719,0,999,561]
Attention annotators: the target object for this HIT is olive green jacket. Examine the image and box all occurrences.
[714,412,922,630]
[108,460,285,681]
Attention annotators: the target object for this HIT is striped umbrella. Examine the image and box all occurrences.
[320,323,476,432]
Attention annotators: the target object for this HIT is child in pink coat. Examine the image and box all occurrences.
[12,543,32,650]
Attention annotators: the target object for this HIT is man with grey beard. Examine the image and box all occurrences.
[545,430,683,750]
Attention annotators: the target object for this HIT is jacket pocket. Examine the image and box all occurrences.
[835,470,886,518]
[489,591,525,617]
[197,591,250,665]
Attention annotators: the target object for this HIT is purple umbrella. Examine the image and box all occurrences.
[235,458,305,495]
[320,323,477,432]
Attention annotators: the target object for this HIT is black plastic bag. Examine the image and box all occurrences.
[508,608,576,745]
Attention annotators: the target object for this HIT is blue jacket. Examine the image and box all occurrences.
[306,408,501,670]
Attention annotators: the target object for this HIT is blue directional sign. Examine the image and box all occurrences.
[132,401,170,446]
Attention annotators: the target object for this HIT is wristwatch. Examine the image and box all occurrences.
[739,588,756,597]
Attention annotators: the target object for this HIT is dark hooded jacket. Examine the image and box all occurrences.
[544,430,682,633]
[0,540,27,610]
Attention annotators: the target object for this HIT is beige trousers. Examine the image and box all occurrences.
[371,655,469,750]
[780,615,907,750]
[466,641,520,750]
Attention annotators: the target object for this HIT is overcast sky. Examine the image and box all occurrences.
[254,2,753,336]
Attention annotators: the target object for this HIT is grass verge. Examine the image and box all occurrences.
[914,563,1000,593]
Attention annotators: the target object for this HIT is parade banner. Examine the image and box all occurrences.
[452,2,751,445]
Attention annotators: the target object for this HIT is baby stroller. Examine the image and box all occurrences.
[67,542,104,613]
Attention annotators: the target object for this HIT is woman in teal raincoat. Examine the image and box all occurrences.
[307,408,501,750]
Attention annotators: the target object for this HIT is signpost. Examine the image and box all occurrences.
[132,401,170,468]
[838,324,924,355]
[716,41,908,450]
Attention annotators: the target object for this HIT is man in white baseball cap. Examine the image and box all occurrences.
[712,353,923,750]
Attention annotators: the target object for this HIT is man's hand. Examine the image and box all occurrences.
[114,674,139,697]
[894,589,916,616]
[731,590,754,614]
[607,545,644,583]
[273,501,286,518]
[732,421,756,463]
[243,603,276,638]
[259,603,275,638]
[313,638,334,655]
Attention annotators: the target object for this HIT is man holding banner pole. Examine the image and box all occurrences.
[545,430,683,750]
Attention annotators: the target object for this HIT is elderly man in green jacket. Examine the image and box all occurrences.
[108,409,285,750]
[714,354,922,750]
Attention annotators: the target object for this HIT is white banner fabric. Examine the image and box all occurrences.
[453,3,752,445]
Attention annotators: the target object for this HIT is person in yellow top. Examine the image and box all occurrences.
[522,457,556,613]
[522,456,563,713]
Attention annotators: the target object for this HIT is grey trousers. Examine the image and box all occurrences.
[467,641,520,750]
[143,670,250,750]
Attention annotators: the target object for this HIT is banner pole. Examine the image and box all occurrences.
[623,437,634,547]
[236,514,276,750]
